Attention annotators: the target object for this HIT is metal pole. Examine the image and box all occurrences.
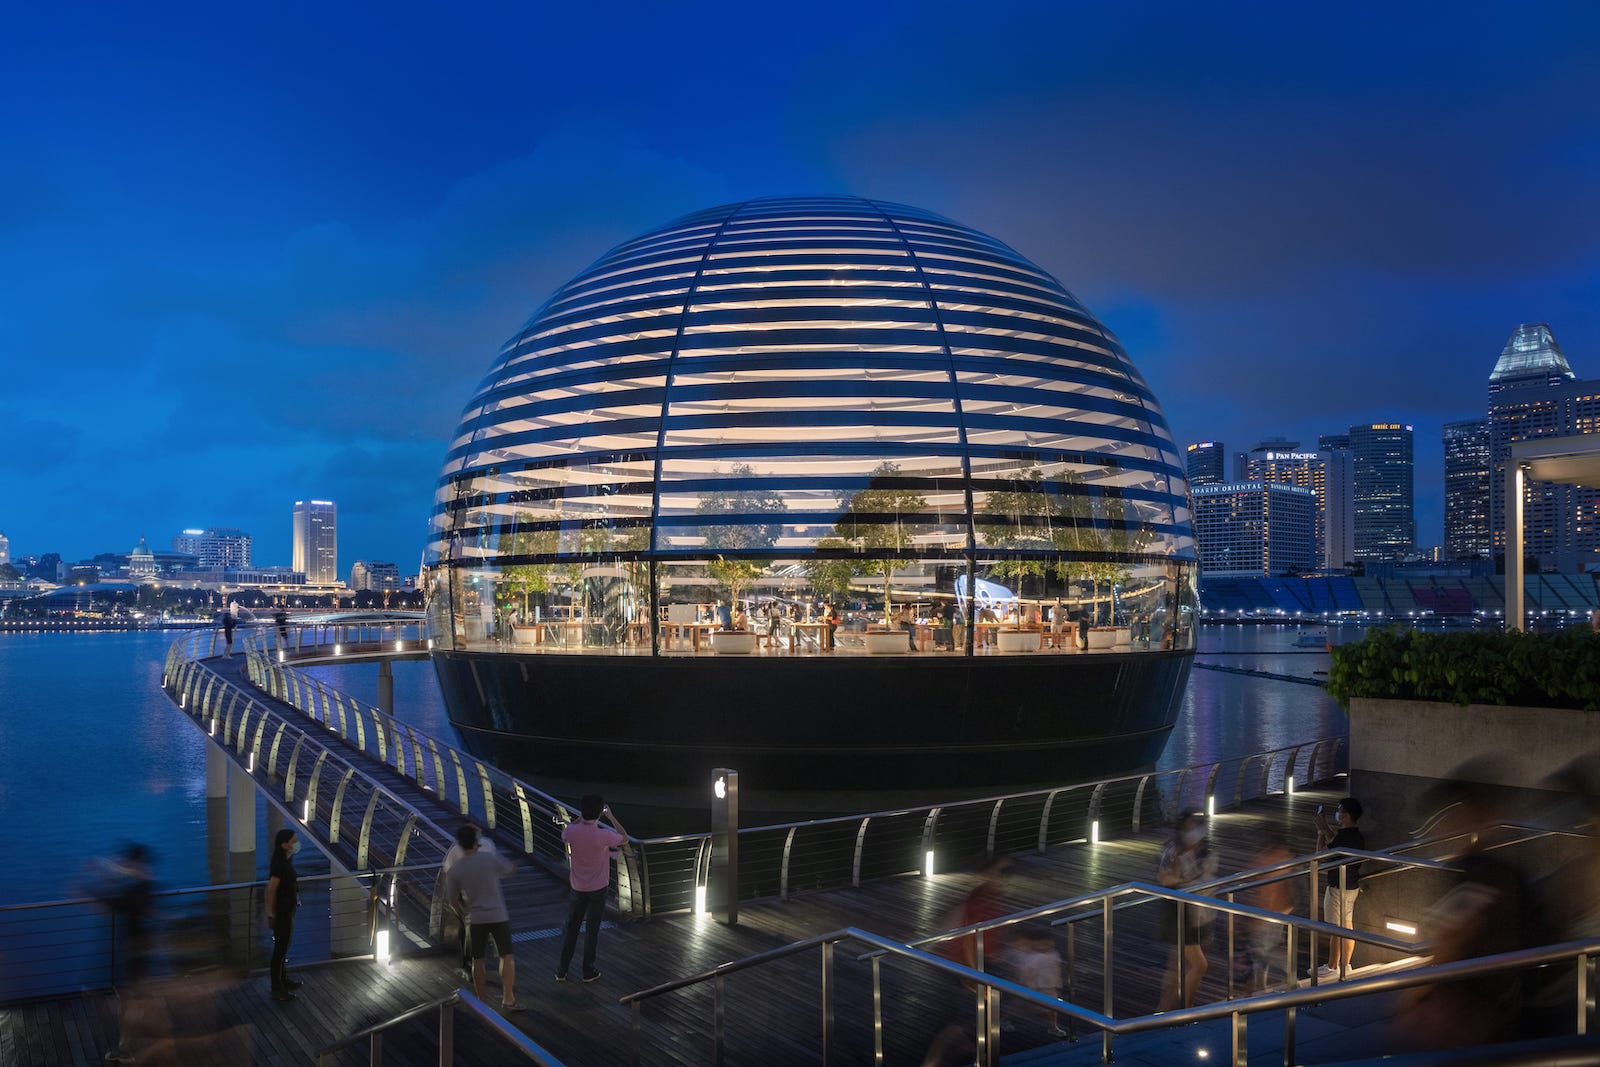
[713,974,725,1067]
[1230,1010,1247,1067]
[1308,859,1320,985]
[369,1032,382,1066]
[983,985,1001,1067]
[1284,924,1297,1065]
[872,955,884,1066]
[1103,896,1114,1063]
[821,940,834,1067]
[1066,922,1077,1042]
[439,1002,453,1067]
[1580,952,1590,1037]
[1176,899,1187,1004]
[631,1002,641,1067]
[1226,890,1236,1001]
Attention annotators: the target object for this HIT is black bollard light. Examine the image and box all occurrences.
[710,768,739,925]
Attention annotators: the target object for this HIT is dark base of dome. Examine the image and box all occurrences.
[431,649,1191,831]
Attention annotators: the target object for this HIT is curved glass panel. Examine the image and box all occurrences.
[426,196,1196,655]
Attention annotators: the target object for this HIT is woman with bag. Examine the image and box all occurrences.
[1156,812,1217,1010]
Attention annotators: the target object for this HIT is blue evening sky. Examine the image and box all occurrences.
[2,2,1597,570]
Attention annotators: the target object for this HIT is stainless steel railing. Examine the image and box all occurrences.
[228,623,1355,920]
[162,631,457,937]
[315,987,567,1066]
[620,915,1599,1067]
[0,865,436,1005]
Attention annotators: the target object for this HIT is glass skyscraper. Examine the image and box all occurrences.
[292,500,338,584]
[1442,418,1491,559]
[1349,422,1415,562]
[1185,442,1225,486]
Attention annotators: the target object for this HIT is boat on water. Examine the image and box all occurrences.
[421,196,1200,819]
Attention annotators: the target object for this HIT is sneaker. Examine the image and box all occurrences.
[582,971,601,983]
[1316,965,1338,980]
[554,972,567,982]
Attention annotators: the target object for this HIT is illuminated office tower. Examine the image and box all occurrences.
[1191,482,1316,576]
[1487,323,1600,571]
[1348,422,1415,562]
[1237,441,1352,570]
[1186,442,1226,486]
[1318,432,1351,451]
[172,526,252,569]
[292,500,338,584]
[1443,418,1491,559]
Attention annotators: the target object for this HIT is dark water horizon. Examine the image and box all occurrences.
[0,624,1347,904]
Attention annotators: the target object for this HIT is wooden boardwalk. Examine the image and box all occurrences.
[3,771,1352,1066]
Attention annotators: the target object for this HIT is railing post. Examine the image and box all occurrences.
[1103,895,1114,1063]
[1580,951,1591,1036]
[631,1001,642,1067]
[1225,890,1235,1001]
[820,940,834,1067]
[713,973,725,1067]
[982,985,1001,1067]
[1230,1009,1246,1067]
[872,954,884,1066]
[986,798,1003,858]
[1308,859,1320,985]
[369,1032,382,1066]
[1284,923,1297,1064]
[439,1001,453,1067]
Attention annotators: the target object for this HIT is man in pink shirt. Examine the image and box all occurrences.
[556,794,628,983]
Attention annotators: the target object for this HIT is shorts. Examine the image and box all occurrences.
[469,920,513,960]
[1323,886,1359,928]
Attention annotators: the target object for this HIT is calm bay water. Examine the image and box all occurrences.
[0,625,1346,904]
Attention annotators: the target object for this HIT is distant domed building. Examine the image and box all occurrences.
[128,536,157,580]
[423,195,1197,812]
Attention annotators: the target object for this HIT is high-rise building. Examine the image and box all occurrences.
[292,500,338,584]
[350,560,401,592]
[171,527,252,569]
[1232,438,1299,482]
[1185,442,1226,486]
[1320,447,1356,570]
[1318,433,1351,452]
[1235,442,1354,571]
[1443,418,1491,559]
[0,531,9,566]
[1191,482,1317,577]
[1349,422,1415,562]
[1487,323,1600,571]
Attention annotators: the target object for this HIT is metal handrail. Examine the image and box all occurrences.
[314,987,568,1066]
[0,863,444,916]
[620,921,1600,1067]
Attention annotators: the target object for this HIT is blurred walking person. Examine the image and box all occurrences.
[1157,813,1216,1010]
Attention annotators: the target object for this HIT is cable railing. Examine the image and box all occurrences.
[227,623,1352,921]
[620,913,1599,1066]
[315,987,567,1066]
[0,866,435,1005]
[630,734,1347,916]
[162,632,456,937]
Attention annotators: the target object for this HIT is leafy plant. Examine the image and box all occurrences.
[1327,626,1600,712]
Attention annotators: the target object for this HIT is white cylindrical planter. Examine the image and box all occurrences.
[996,630,1042,653]
[864,631,910,654]
[1087,628,1119,650]
[711,631,758,654]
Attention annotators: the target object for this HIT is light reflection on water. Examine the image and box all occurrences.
[2,624,1347,902]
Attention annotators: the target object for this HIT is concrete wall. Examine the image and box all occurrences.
[1349,698,1600,788]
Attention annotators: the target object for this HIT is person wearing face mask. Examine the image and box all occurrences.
[1314,797,1365,979]
[1157,813,1217,1010]
[266,829,302,1003]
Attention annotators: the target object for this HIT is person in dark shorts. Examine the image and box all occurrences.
[442,824,519,1009]
[1314,797,1366,978]
[1157,812,1217,1010]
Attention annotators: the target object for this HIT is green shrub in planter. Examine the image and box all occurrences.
[1327,626,1600,711]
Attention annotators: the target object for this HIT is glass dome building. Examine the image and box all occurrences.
[426,195,1197,810]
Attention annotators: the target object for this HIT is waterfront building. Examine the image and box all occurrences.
[1191,482,1316,577]
[1443,418,1491,559]
[0,531,8,566]
[1236,442,1353,570]
[292,501,338,585]
[1348,422,1415,562]
[349,560,401,591]
[1486,323,1600,572]
[1185,442,1225,486]
[423,194,1199,804]
[1318,432,1351,452]
[127,537,157,579]
[172,527,252,569]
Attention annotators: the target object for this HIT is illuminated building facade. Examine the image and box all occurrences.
[1191,482,1316,577]
[1236,443,1353,570]
[350,560,401,591]
[422,195,1200,801]
[1186,442,1225,486]
[1487,323,1600,571]
[172,527,253,569]
[1442,418,1491,559]
[1349,422,1415,562]
[292,501,338,585]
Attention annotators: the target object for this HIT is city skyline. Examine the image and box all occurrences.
[2,4,1597,566]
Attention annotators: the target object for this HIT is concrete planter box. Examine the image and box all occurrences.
[1087,627,1129,650]
[510,627,539,647]
[864,631,910,654]
[1349,697,1600,786]
[711,631,758,655]
[996,630,1042,653]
